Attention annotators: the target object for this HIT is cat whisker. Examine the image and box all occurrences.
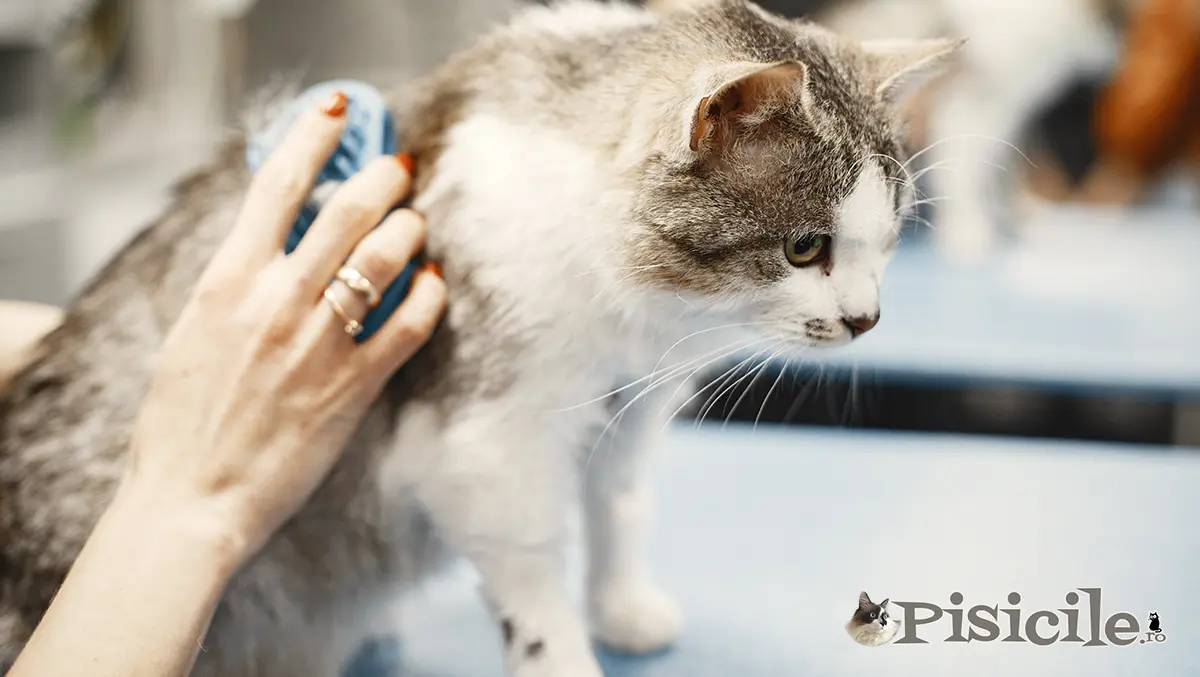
[656,338,767,424]
[721,345,790,431]
[693,344,780,428]
[899,196,956,211]
[754,351,794,430]
[556,337,745,413]
[779,361,825,424]
[690,353,765,428]
[904,212,939,231]
[903,136,955,170]
[903,133,1035,171]
[650,320,775,375]
[907,157,1008,187]
[659,340,774,430]
[884,176,924,196]
[904,160,961,185]
[585,338,768,469]
[561,319,773,414]
[841,365,860,427]
[863,152,918,193]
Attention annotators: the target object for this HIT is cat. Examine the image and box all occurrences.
[846,590,900,646]
[1149,611,1162,633]
[818,0,1130,263]
[0,1,959,675]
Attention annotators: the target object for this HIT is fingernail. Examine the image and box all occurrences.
[396,152,415,176]
[322,91,348,118]
[421,261,442,279]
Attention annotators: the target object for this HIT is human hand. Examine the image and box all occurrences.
[120,93,446,567]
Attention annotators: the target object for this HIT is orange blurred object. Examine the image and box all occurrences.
[1090,0,1200,194]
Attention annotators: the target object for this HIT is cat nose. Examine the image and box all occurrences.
[842,313,880,338]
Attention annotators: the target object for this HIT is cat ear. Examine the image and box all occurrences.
[880,599,890,608]
[858,591,873,609]
[688,60,809,153]
[860,38,965,105]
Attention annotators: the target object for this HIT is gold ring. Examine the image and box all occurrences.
[322,287,364,338]
[335,266,381,308]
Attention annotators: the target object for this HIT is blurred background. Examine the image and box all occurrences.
[1,0,1198,448]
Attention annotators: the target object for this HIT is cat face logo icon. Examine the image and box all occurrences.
[845,591,901,646]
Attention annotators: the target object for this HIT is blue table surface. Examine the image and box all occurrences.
[807,205,1200,396]
[359,424,1200,677]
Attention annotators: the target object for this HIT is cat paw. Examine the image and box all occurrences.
[497,614,603,677]
[589,581,683,655]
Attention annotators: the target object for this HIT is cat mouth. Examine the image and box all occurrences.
[803,331,853,346]
[800,319,854,346]
[760,318,853,347]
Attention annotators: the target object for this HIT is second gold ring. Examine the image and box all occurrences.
[322,287,365,338]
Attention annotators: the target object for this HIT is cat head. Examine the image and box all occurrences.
[850,590,892,631]
[1150,612,1159,620]
[629,1,961,345]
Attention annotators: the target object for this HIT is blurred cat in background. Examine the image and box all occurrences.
[810,0,1131,262]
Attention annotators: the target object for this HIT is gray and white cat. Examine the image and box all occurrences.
[0,1,958,675]
[846,590,899,646]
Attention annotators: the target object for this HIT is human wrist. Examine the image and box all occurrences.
[107,476,256,579]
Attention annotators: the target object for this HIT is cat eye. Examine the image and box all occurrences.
[870,612,878,619]
[784,234,831,267]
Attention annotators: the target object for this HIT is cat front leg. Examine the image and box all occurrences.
[408,410,603,677]
[583,383,686,655]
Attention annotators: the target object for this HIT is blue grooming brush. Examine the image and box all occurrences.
[246,79,419,343]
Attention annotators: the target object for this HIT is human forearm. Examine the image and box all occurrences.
[6,94,442,677]
[8,480,244,677]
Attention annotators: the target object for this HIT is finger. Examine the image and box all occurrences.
[287,154,414,290]
[357,263,447,372]
[227,92,350,262]
[314,209,427,331]
[303,209,428,351]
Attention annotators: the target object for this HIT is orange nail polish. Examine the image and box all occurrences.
[396,152,415,176]
[422,261,442,279]
[322,91,348,118]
